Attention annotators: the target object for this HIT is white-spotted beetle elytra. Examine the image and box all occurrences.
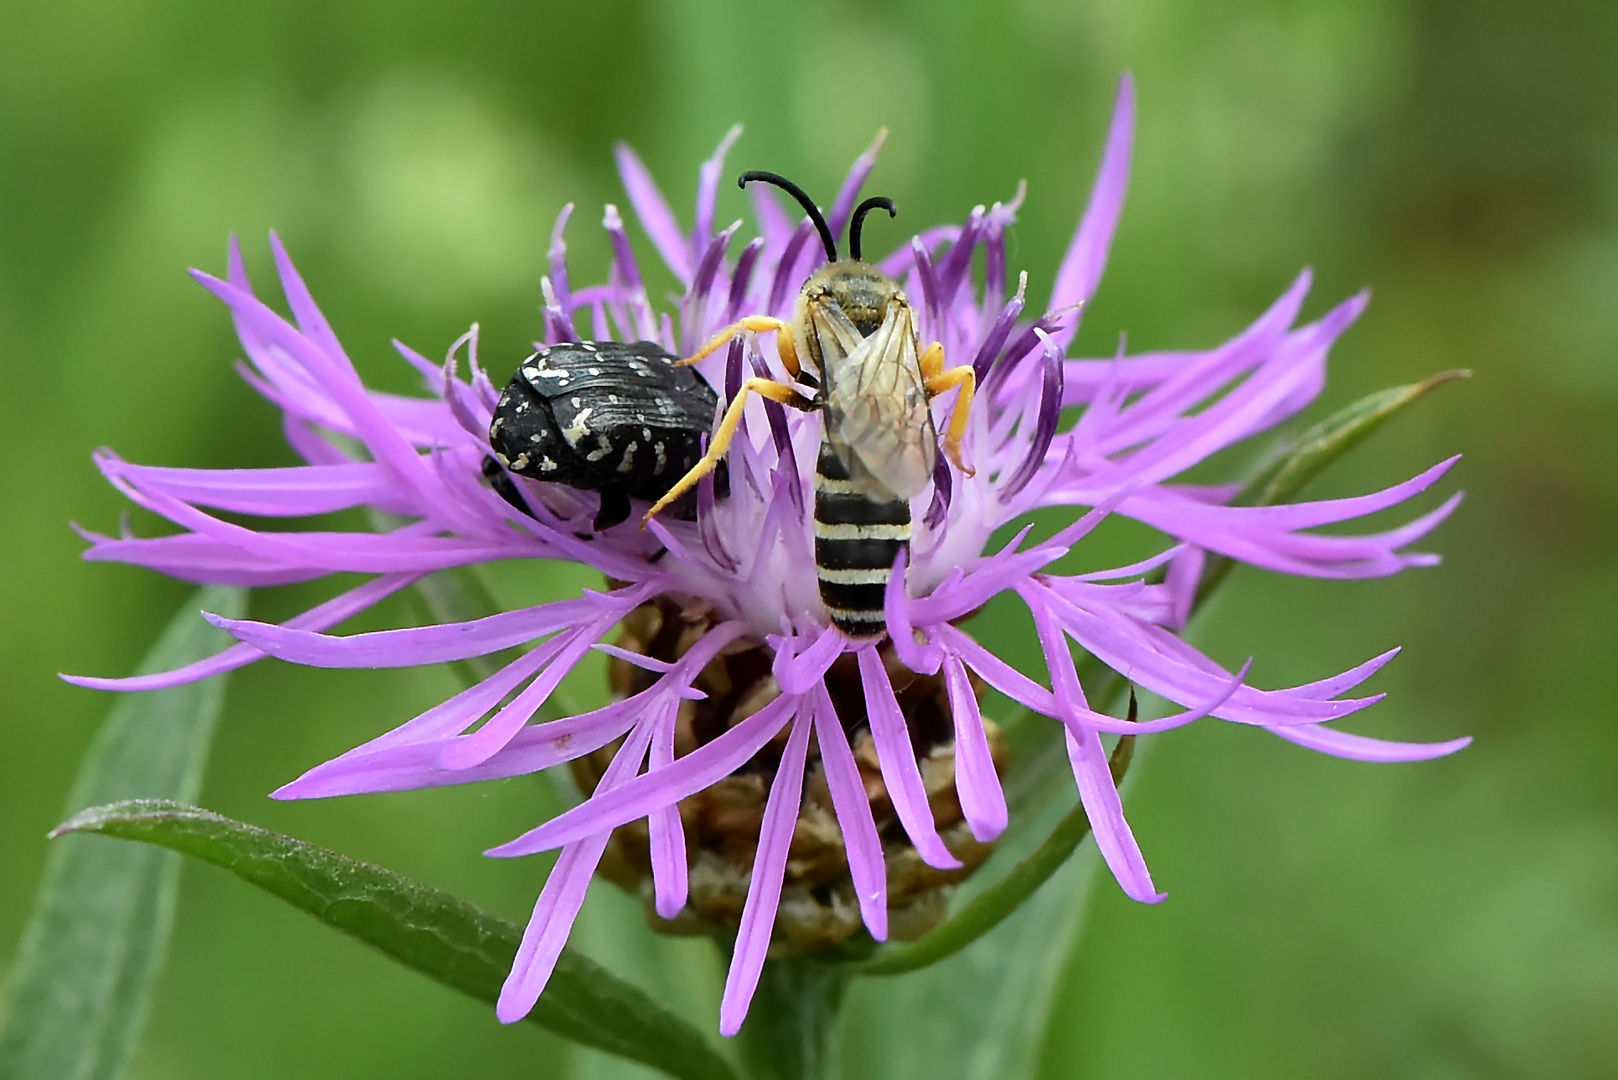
[487,340,727,530]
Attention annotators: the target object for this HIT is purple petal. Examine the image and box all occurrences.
[211,586,653,670]
[614,142,692,284]
[280,624,749,799]
[686,222,741,352]
[269,232,356,375]
[935,204,986,308]
[971,272,1029,382]
[497,837,611,1023]
[857,646,962,870]
[548,203,575,316]
[1029,601,1163,901]
[190,272,476,530]
[82,530,332,586]
[496,722,654,1024]
[725,237,765,323]
[1032,583,1384,726]
[1165,545,1205,630]
[767,221,818,316]
[101,458,403,518]
[718,708,813,1037]
[1278,648,1400,700]
[1048,74,1135,351]
[935,624,1058,716]
[1063,720,1165,902]
[811,683,887,940]
[747,181,794,251]
[273,695,640,799]
[486,695,798,858]
[208,592,623,668]
[226,234,251,290]
[63,572,420,692]
[772,625,844,696]
[910,238,941,331]
[91,488,522,578]
[1000,330,1065,498]
[943,654,1008,842]
[695,124,743,251]
[1270,724,1472,762]
[885,550,940,675]
[826,128,886,239]
[648,700,689,919]
[438,627,601,770]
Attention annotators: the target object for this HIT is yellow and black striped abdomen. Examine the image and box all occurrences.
[813,442,909,640]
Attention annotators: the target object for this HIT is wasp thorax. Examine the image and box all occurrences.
[801,261,906,340]
[573,595,1006,953]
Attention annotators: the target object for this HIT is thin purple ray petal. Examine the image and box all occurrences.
[438,626,602,770]
[858,646,962,870]
[1270,724,1471,762]
[1048,73,1135,351]
[826,128,886,239]
[614,142,692,284]
[944,653,1008,842]
[64,572,420,692]
[695,124,743,252]
[486,695,797,858]
[1063,720,1165,902]
[496,722,654,1024]
[718,708,812,1037]
[207,591,627,668]
[811,683,887,940]
[648,700,690,919]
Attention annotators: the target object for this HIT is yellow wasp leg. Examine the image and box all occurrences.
[923,357,978,478]
[918,341,946,379]
[641,377,813,527]
[680,315,800,378]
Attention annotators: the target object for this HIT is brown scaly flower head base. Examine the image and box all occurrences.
[572,593,1006,953]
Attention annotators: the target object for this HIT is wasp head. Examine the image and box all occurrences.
[737,170,905,368]
[799,259,905,337]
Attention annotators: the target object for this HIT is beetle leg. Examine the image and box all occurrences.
[594,488,632,531]
[679,315,799,378]
[923,361,977,477]
[642,377,814,527]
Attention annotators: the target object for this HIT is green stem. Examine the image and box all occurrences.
[734,959,850,1080]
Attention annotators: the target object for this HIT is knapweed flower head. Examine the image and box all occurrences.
[71,76,1467,1036]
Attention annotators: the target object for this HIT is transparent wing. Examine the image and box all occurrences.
[819,301,937,499]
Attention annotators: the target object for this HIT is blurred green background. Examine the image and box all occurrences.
[3,0,1615,1076]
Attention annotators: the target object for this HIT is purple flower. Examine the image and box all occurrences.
[70,75,1467,1036]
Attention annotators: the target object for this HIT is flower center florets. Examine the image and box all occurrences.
[573,594,1005,950]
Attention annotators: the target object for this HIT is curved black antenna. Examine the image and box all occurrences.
[738,171,837,262]
[848,196,897,262]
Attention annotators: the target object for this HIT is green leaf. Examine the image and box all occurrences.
[0,586,245,1080]
[849,735,1133,978]
[51,800,743,1080]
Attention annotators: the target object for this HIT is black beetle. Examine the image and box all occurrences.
[487,340,728,530]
